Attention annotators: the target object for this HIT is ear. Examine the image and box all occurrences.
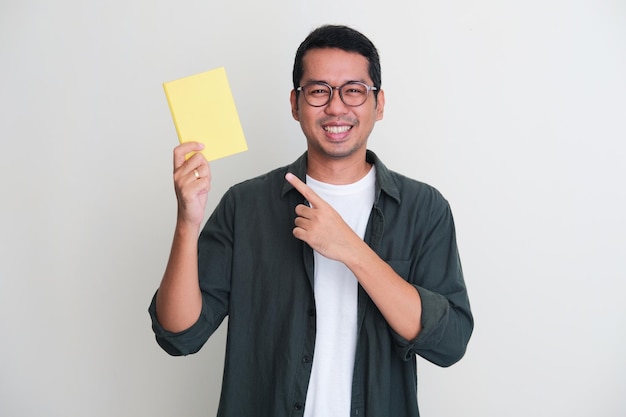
[290,89,300,121]
[375,89,385,121]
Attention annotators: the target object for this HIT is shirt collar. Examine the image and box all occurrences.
[281,150,402,205]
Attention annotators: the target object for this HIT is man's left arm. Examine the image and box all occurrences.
[286,173,473,365]
[286,173,423,340]
[411,201,474,367]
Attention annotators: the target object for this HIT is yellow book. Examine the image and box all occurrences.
[163,67,248,161]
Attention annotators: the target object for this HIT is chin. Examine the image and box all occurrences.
[307,136,366,160]
[321,145,363,160]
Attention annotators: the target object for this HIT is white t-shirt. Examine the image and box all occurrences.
[303,166,376,417]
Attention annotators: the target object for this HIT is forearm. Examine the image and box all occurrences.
[345,240,423,341]
[155,221,203,333]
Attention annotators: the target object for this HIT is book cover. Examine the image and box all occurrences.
[163,67,248,161]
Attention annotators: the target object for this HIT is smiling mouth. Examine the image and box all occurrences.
[324,125,352,134]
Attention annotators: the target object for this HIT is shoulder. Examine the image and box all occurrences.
[233,165,288,190]
[220,165,290,205]
[374,157,449,213]
[379,170,457,238]
[394,171,447,204]
[224,152,307,201]
[368,150,448,209]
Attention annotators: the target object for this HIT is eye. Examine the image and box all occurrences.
[342,83,367,96]
[303,83,330,96]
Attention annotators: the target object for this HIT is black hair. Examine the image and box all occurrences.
[292,25,381,97]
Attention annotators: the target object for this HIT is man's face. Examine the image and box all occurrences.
[290,48,385,161]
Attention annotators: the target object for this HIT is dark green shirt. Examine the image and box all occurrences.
[149,150,473,417]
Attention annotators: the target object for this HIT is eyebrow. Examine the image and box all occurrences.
[301,79,370,86]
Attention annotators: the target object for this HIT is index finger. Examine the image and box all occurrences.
[285,172,322,206]
[173,141,205,170]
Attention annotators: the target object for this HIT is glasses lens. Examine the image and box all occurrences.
[340,83,370,106]
[300,82,373,107]
[302,83,331,107]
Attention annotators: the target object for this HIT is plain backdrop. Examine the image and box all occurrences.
[1,1,625,416]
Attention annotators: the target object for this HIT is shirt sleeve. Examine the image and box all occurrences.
[392,199,474,366]
[147,191,235,356]
[148,291,226,356]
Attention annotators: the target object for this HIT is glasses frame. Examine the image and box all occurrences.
[296,81,378,107]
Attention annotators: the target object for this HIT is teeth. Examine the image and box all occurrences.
[324,125,351,134]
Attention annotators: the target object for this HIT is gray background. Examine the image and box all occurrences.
[1,0,625,416]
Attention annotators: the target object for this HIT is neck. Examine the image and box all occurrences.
[306,151,371,185]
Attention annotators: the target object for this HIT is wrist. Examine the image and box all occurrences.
[174,217,202,239]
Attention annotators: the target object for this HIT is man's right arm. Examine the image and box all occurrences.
[154,142,211,333]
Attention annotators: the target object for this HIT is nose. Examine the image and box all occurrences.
[324,87,349,115]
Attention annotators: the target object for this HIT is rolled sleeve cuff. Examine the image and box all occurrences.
[391,285,449,360]
[148,291,214,356]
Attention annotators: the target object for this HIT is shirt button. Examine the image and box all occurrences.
[294,403,304,411]
[302,355,312,363]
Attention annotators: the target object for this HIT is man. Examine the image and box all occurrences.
[149,24,473,417]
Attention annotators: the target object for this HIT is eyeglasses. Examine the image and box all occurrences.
[297,81,378,107]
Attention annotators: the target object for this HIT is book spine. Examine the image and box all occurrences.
[162,84,184,143]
